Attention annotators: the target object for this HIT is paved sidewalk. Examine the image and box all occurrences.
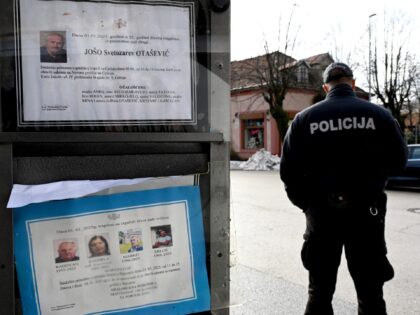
[229,170,420,314]
[230,264,357,315]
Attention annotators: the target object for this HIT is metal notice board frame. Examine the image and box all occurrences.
[0,0,231,314]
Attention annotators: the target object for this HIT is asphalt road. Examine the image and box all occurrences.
[229,170,420,315]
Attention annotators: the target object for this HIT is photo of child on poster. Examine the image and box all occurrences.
[151,225,173,249]
[119,229,143,253]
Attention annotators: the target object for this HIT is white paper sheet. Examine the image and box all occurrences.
[17,0,196,126]
[8,175,196,208]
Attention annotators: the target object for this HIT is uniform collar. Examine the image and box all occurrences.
[326,84,356,98]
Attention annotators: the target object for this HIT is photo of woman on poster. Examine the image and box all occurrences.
[88,235,110,257]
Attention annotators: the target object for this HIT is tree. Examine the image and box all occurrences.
[253,7,301,142]
[406,72,420,143]
[370,12,418,129]
[257,51,296,141]
[407,73,420,127]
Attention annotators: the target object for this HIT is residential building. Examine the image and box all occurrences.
[231,52,334,160]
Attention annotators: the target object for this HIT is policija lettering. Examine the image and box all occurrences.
[310,117,376,135]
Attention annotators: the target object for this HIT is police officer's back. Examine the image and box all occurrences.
[280,62,407,315]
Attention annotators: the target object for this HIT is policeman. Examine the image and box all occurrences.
[280,62,407,315]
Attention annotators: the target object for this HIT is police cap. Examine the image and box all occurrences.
[323,62,353,83]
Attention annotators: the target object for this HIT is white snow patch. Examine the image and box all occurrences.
[230,149,280,171]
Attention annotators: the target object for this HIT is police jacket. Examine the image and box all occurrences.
[280,84,408,210]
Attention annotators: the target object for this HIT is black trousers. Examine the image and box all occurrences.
[301,192,394,315]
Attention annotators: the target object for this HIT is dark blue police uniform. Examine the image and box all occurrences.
[280,76,407,314]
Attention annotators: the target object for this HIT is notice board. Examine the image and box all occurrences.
[13,186,210,314]
[15,0,198,127]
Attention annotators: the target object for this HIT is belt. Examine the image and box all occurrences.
[327,192,350,209]
[327,191,382,216]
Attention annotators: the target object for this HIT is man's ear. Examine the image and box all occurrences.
[351,79,356,90]
[322,84,329,93]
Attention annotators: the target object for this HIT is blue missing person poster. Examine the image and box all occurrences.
[13,186,210,315]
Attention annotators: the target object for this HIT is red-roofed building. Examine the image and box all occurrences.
[231,52,334,160]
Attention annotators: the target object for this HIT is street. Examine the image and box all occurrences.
[229,170,420,314]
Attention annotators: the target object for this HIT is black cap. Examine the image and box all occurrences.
[323,62,353,83]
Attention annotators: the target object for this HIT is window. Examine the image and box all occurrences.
[410,146,420,159]
[296,66,309,83]
[243,118,264,149]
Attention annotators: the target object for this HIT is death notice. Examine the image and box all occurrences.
[29,201,197,314]
[18,0,196,126]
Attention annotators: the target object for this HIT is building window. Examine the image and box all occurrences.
[296,66,308,83]
[243,118,264,149]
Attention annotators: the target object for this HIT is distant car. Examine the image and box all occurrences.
[387,144,420,189]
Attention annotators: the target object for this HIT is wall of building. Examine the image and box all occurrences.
[230,87,318,160]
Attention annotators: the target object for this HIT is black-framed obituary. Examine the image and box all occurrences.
[1,0,210,131]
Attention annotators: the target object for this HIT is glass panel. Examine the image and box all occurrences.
[244,118,263,127]
[411,147,420,159]
[0,0,211,132]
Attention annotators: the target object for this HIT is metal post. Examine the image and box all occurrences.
[0,144,14,315]
[210,142,230,314]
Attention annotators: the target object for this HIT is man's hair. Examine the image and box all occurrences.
[323,62,353,83]
[46,32,65,43]
[57,241,77,252]
[58,241,76,249]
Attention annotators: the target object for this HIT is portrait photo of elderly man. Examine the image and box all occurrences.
[55,240,79,263]
[40,31,67,63]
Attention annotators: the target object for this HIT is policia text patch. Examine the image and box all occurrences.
[310,117,376,135]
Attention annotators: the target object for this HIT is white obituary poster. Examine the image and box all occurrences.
[13,186,210,314]
[15,0,197,126]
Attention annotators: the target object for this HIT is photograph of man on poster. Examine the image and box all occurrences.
[40,31,67,63]
[55,240,79,263]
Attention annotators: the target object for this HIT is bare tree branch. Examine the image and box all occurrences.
[371,11,418,129]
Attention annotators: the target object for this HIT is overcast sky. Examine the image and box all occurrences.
[231,0,420,62]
